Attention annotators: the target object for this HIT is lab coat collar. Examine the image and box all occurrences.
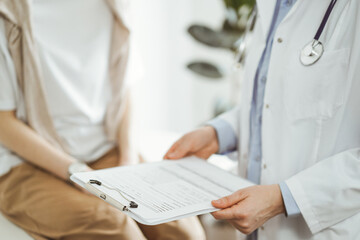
[256,0,350,41]
[256,0,277,39]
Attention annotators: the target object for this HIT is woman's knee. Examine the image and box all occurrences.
[142,217,206,240]
[174,217,206,240]
[65,201,146,240]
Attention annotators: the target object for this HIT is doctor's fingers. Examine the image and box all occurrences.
[164,137,192,159]
[212,189,248,208]
[211,203,247,220]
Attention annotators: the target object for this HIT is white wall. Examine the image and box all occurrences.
[131,0,235,134]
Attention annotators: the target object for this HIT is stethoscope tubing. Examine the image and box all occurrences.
[236,0,338,67]
[314,0,338,41]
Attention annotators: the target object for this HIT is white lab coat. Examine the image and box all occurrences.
[218,0,360,239]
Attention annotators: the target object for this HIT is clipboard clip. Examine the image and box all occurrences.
[88,179,138,210]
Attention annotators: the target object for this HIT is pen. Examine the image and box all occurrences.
[85,181,133,211]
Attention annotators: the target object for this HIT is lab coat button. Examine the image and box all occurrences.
[263,164,267,169]
[265,104,270,109]
[260,226,265,230]
[277,38,283,43]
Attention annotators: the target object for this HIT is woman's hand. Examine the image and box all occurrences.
[211,184,286,235]
[164,126,219,160]
[68,163,93,194]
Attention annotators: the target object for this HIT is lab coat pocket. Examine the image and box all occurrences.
[284,48,350,121]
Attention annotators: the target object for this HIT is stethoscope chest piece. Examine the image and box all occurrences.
[299,0,337,66]
[300,39,324,66]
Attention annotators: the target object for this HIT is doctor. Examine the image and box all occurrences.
[165,0,360,239]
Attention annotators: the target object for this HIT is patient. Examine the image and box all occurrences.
[0,0,205,239]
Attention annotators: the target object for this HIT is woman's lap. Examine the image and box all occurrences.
[0,149,205,240]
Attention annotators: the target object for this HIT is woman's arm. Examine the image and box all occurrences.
[0,110,89,180]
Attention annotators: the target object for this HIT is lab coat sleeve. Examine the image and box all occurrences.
[286,148,360,234]
[206,106,240,154]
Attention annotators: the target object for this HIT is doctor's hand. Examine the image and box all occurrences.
[164,126,219,160]
[211,184,285,235]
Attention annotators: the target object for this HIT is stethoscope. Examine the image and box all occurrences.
[235,0,338,67]
[300,0,337,66]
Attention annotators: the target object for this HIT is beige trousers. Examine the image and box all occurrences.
[0,149,206,240]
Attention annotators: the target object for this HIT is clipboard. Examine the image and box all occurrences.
[71,157,254,225]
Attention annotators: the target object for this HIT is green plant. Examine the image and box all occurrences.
[223,0,256,15]
[186,0,256,117]
[187,0,255,79]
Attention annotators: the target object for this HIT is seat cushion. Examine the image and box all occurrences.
[0,213,32,239]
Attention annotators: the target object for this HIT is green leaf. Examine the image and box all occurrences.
[223,0,256,14]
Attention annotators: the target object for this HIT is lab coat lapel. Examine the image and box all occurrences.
[256,0,277,39]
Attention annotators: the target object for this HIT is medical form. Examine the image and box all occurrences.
[71,158,254,225]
